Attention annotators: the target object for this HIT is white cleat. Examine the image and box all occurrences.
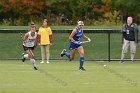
[60,49,66,57]
[46,61,50,64]
[21,53,26,62]
[40,61,44,63]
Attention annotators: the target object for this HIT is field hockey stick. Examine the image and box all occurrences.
[78,38,91,44]
[80,40,91,44]
[74,40,91,44]
[20,32,35,59]
[74,39,91,44]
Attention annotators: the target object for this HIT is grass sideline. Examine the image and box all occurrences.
[0,60,139,93]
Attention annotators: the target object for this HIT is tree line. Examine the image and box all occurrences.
[0,0,140,25]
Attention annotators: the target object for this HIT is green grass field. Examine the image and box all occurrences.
[0,26,140,93]
[0,60,140,93]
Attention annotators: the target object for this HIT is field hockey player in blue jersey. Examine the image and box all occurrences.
[60,21,91,71]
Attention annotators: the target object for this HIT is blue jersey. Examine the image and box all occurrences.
[69,28,83,50]
[72,28,83,42]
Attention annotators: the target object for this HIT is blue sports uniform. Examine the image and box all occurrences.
[69,28,83,50]
[61,21,86,71]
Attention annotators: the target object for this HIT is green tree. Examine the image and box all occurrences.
[114,0,140,23]
[45,0,94,23]
[0,0,45,25]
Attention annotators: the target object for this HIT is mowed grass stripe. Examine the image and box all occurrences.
[0,60,139,93]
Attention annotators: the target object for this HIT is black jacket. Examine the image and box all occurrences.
[121,23,139,43]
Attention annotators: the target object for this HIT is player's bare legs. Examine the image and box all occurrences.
[22,49,37,70]
[69,50,76,61]
[60,49,76,61]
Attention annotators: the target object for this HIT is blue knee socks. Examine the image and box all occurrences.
[80,57,84,68]
[64,52,70,58]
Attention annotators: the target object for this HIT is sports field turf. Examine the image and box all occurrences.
[0,60,139,93]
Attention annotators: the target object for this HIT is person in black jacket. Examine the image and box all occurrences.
[120,16,139,63]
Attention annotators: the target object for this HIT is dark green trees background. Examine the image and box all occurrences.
[0,0,140,25]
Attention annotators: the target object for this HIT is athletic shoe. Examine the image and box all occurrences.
[60,49,66,57]
[131,60,134,63]
[22,53,26,62]
[46,61,50,64]
[40,61,44,63]
[34,67,38,70]
[79,67,86,71]
[118,60,124,63]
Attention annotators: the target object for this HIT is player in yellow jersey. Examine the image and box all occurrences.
[37,19,52,64]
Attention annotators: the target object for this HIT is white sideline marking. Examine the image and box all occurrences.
[81,82,95,85]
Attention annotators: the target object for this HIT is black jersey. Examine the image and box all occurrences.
[123,24,135,41]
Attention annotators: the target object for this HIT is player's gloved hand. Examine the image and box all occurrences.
[74,41,81,44]
[87,38,91,42]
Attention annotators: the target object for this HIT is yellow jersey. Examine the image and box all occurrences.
[38,27,52,45]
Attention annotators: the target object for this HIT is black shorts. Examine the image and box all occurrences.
[23,45,35,51]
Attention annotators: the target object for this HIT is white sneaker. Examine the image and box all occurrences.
[60,49,66,57]
[21,53,26,62]
[46,61,50,64]
[40,61,44,63]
